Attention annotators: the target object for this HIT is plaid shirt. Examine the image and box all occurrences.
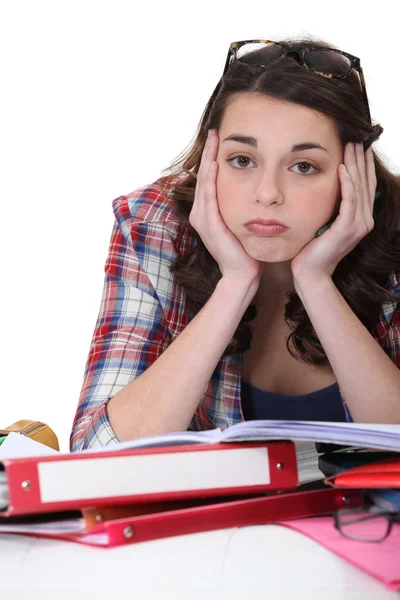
[70,175,400,451]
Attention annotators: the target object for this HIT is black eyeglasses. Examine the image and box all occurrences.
[223,40,372,126]
[334,507,400,542]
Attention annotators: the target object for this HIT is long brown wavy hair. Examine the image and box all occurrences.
[157,35,400,366]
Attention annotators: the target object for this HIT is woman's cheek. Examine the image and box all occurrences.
[216,174,233,213]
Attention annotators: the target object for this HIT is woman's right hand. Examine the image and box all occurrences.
[189,129,262,285]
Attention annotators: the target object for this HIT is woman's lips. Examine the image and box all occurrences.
[245,223,289,236]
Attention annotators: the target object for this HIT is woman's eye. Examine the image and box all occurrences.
[226,155,255,169]
[226,155,319,175]
[291,162,319,175]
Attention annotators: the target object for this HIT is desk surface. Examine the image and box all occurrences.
[1,524,399,599]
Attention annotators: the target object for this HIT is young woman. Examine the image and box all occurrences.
[70,37,400,451]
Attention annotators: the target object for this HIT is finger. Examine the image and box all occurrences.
[198,162,220,233]
[338,163,357,226]
[355,142,370,205]
[366,146,378,210]
[356,143,375,224]
[355,142,367,183]
[204,161,219,213]
[207,131,219,163]
[193,134,215,221]
[199,134,219,214]
[345,142,369,227]
[197,133,214,190]
[198,134,219,213]
[345,143,362,198]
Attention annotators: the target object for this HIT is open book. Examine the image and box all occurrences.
[85,420,400,453]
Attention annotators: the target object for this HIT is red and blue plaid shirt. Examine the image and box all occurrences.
[70,175,400,451]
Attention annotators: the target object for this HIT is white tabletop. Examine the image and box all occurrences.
[1,524,399,600]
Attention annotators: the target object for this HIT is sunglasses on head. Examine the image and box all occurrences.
[223,40,372,126]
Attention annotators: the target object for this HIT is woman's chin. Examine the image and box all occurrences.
[243,242,293,263]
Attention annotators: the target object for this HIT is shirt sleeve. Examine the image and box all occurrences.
[374,272,400,369]
[381,303,400,369]
[69,205,176,451]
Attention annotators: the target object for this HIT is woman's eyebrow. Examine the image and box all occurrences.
[222,134,328,153]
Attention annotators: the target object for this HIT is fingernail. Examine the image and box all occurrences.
[208,129,214,137]
[350,143,355,153]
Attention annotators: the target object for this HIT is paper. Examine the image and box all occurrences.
[0,432,58,510]
[81,421,400,455]
[81,428,221,453]
[279,516,400,590]
[0,432,58,459]
[221,421,400,451]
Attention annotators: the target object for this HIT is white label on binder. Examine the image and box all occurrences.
[37,447,271,503]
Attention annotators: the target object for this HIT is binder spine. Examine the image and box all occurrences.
[0,441,298,516]
[91,487,364,548]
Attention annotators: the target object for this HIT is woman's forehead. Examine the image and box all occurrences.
[220,93,340,151]
[222,93,331,128]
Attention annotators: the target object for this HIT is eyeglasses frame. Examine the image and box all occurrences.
[223,40,372,126]
[334,507,400,542]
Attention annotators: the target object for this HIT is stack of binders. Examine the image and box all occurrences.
[0,437,363,547]
[2,419,400,548]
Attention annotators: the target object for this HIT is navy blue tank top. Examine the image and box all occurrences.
[241,380,347,421]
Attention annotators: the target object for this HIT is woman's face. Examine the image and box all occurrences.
[215,92,344,266]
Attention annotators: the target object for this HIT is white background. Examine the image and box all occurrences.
[1,1,399,452]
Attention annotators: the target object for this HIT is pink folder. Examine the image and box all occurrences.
[279,516,400,590]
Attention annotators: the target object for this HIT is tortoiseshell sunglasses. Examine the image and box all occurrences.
[223,40,372,125]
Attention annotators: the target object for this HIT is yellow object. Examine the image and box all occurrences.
[0,420,59,452]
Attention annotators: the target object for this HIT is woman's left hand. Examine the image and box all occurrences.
[291,141,377,280]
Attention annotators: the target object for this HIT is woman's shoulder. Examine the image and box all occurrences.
[111,173,189,232]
